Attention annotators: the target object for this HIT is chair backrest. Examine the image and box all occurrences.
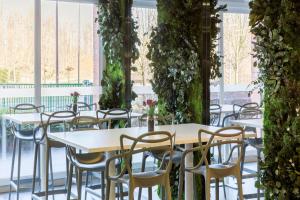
[67,102,96,111]
[96,108,130,128]
[238,108,262,120]
[38,111,76,142]
[210,104,221,126]
[210,99,220,105]
[120,131,174,178]
[70,116,111,131]
[138,113,175,127]
[221,113,238,127]
[233,102,260,114]
[10,103,44,114]
[197,126,244,168]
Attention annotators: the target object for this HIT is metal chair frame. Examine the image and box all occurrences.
[96,108,131,128]
[8,104,44,200]
[32,111,76,200]
[66,116,112,200]
[67,102,97,111]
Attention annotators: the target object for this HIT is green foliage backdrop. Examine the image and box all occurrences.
[250,0,300,199]
[96,0,139,109]
[147,0,225,198]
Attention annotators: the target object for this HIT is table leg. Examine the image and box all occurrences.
[2,117,7,160]
[185,144,194,200]
[106,151,116,200]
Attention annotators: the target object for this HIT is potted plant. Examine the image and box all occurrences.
[71,91,80,113]
[144,99,157,132]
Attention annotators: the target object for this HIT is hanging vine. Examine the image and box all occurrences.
[250,0,300,199]
[96,0,140,109]
[147,0,225,198]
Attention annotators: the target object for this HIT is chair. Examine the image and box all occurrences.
[32,111,76,200]
[233,102,260,115]
[8,104,44,200]
[96,108,131,128]
[178,126,245,200]
[66,116,112,200]
[137,114,182,200]
[210,104,221,127]
[237,108,263,200]
[67,102,97,111]
[105,131,174,200]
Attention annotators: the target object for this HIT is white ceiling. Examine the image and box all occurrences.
[48,0,250,13]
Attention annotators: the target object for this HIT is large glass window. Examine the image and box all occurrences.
[132,7,157,86]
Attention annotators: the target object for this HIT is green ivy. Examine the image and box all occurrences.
[147,0,225,198]
[96,0,140,109]
[250,0,300,199]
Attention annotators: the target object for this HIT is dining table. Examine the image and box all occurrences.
[230,118,263,129]
[1,110,142,160]
[48,123,249,200]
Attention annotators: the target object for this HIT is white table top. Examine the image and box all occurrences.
[48,123,244,153]
[220,104,234,114]
[2,110,142,125]
[230,118,263,129]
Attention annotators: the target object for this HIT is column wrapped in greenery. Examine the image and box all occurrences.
[249,0,300,199]
[96,0,140,109]
[147,0,225,198]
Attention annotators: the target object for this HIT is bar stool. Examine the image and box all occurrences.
[8,104,44,200]
[66,116,112,200]
[32,111,76,200]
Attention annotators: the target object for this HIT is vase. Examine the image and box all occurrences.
[72,104,78,113]
[147,116,154,132]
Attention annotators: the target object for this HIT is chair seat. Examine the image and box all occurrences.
[72,153,120,170]
[119,170,167,187]
[191,163,237,177]
[14,130,34,141]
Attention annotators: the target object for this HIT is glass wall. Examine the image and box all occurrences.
[0,0,98,183]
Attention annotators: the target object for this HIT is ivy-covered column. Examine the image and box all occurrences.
[96,0,139,109]
[148,0,224,198]
[249,0,300,199]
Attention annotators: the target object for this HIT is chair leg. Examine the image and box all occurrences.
[148,187,152,200]
[215,178,219,200]
[9,137,17,200]
[16,140,22,200]
[84,172,89,200]
[45,145,50,200]
[240,143,248,175]
[205,176,211,200]
[177,167,184,200]
[32,144,39,195]
[67,163,73,200]
[138,153,148,200]
[222,178,227,200]
[49,150,55,200]
[257,149,262,200]
[101,172,105,200]
[236,171,244,200]
[119,182,124,200]
[76,168,83,200]
[128,185,135,200]
[165,177,172,200]
[105,179,111,200]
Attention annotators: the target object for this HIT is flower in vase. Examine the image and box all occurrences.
[143,99,157,117]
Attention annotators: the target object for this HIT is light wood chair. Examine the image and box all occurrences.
[105,131,175,200]
[178,126,245,200]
